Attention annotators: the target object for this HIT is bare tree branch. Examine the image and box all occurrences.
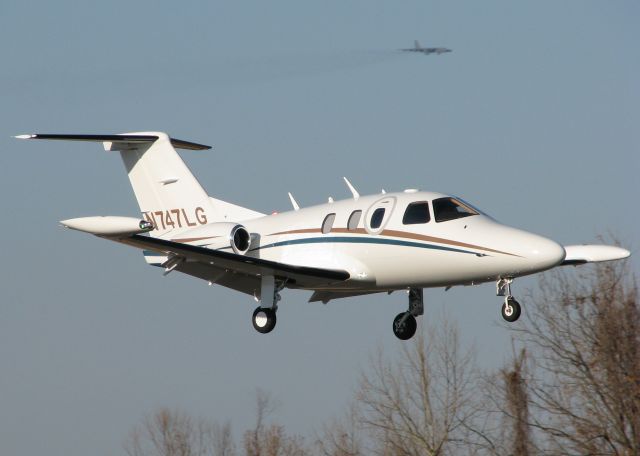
[355,318,484,455]
[124,407,229,456]
[503,258,639,455]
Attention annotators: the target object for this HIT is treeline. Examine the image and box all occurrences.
[124,260,639,456]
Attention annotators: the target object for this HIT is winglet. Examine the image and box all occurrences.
[288,192,300,211]
[343,177,360,200]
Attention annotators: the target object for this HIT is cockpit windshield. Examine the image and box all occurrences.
[453,196,488,215]
[433,197,480,222]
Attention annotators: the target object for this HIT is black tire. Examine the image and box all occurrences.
[393,312,417,340]
[252,307,277,334]
[501,297,521,322]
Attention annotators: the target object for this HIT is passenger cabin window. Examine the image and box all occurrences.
[370,208,386,229]
[403,202,431,225]
[321,213,336,234]
[348,210,362,230]
[433,197,479,222]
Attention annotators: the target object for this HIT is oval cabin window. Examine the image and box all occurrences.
[322,213,336,234]
[369,208,386,230]
[348,210,362,230]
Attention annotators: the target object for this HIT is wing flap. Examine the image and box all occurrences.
[309,290,383,304]
[120,234,350,287]
[175,261,261,296]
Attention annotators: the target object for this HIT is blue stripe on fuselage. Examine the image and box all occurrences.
[252,236,483,256]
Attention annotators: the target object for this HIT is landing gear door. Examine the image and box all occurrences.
[364,196,397,234]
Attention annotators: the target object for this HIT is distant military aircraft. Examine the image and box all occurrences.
[402,40,451,55]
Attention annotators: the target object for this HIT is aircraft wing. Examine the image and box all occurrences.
[119,234,350,288]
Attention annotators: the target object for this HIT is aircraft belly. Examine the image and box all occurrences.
[249,231,543,290]
[360,245,469,288]
[354,244,526,289]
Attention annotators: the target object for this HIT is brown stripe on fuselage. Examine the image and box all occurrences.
[270,228,321,236]
[268,228,518,257]
[332,228,367,235]
[379,229,518,257]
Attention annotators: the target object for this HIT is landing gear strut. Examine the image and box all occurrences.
[497,278,521,322]
[393,288,423,340]
[252,274,283,334]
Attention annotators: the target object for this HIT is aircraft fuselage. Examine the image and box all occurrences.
[168,190,565,292]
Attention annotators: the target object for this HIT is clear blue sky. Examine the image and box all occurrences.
[1,1,638,455]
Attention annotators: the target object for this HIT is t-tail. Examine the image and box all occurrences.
[15,132,264,237]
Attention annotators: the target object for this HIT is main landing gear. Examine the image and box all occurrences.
[393,288,424,340]
[497,278,521,322]
[252,274,282,334]
[252,307,277,333]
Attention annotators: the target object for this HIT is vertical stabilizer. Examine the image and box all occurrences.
[107,132,217,237]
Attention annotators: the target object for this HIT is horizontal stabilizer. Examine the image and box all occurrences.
[61,216,153,237]
[561,245,630,266]
[14,133,211,150]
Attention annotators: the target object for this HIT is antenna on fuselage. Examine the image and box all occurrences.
[343,177,360,200]
[287,192,300,211]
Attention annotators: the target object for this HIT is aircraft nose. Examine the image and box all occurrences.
[525,235,565,271]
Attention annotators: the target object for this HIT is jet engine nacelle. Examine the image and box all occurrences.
[180,222,252,255]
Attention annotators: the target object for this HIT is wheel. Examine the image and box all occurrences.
[393,312,417,340]
[501,297,521,322]
[252,307,277,333]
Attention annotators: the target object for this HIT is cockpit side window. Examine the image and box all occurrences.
[403,202,430,225]
[433,197,479,222]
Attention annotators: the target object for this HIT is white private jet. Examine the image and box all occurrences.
[16,132,630,340]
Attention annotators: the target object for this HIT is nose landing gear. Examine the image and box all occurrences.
[392,288,423,340]
[497,278,521,322]
[501,296,521,322]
